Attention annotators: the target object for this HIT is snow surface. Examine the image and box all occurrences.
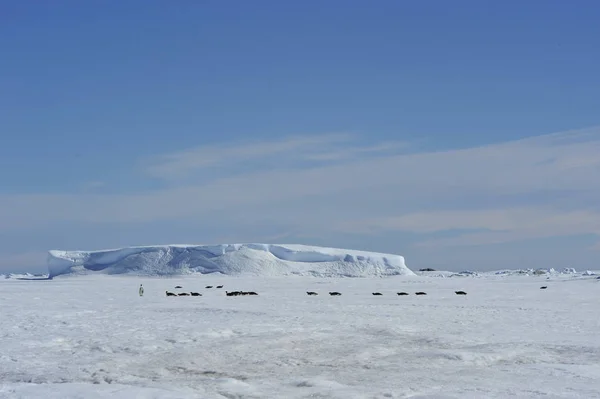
[1,273,599,398]
[47,244,413,278]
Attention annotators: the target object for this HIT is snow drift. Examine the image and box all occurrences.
[47,244,414,278]
[1,272,48,280]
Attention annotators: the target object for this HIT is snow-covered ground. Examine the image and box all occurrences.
[1,273,599,398]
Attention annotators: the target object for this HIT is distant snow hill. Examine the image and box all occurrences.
[47,244,414,278]
[1,273,48,280]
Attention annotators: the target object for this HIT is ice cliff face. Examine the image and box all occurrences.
[47,243,414,278]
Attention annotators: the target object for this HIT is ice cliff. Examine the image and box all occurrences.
[47,243,414,278]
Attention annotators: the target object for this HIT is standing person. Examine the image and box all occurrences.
[139,284,144,296]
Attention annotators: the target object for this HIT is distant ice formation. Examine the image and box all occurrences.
[47,243,414,278]
[1,272,48,280]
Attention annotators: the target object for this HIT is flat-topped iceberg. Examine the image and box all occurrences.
[47,243,414,278]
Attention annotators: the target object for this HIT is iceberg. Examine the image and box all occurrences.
[47,243,414,278]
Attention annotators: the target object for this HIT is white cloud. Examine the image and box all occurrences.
[301,141,410,161]
[342,207,600,247]
[143,133,357,180]
[1,126,599,250]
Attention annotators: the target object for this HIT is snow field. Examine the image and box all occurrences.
[1,274,599,398]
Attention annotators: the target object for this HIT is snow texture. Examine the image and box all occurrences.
[1,272,599,398]
[47,244,413,278]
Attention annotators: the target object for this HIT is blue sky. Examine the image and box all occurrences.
[1,0,599,273]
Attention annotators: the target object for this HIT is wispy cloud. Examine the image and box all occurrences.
[342,207,600,247]
[1,127,599,251]
[143,134,410,181]
[144,133,357,180]
[301,141,410,161]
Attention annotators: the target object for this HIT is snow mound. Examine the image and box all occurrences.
[491,268,592,277]
[47,244,414,278]
[1,273,49,280]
